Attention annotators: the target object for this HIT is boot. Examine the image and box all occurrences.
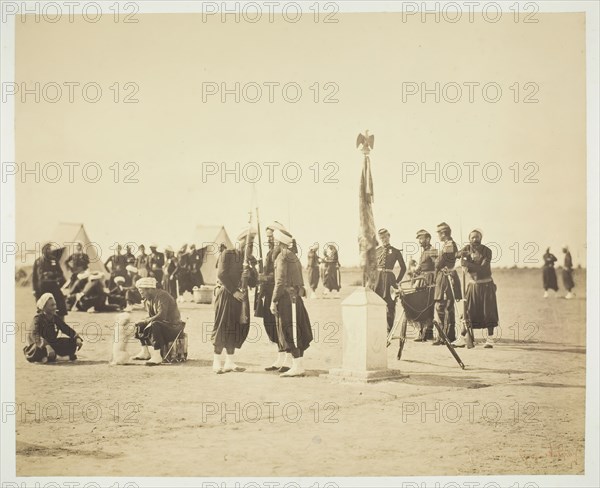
[145,348,163,366]
[565,292,574,299]
[280,357,305,377]
[543,290,548,298]
[131,345,150,361]
[266,351,285,371]
[451,335,467,348]
[278,353,293,373]
[424,327,434,341]
[223,353,245,372]
[484,336,495,349]
[447,324,456,343]
[213,353,224,374]
[310,291,317,299]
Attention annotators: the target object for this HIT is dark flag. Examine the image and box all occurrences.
[357,131,377,288]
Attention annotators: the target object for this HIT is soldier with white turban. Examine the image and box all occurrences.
[132,277,186,366]
[211,227,256,374]
[256,221,289,371]
[270,229,313,377]
[562,246,575,299]
[23,293,83,363]
[455,229,499,348]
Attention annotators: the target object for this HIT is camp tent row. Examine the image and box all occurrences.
[16,222,233,286]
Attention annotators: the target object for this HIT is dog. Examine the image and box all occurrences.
[109,312,137,365]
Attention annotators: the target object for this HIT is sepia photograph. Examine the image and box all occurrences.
[1,1,599,487]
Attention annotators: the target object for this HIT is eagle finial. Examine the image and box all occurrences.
[356,130,375,154]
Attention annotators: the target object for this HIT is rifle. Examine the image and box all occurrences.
[239,212,253,324]
[256,206,264,274]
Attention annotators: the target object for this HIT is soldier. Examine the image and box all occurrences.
[188,244,205,288]
[562,246,575,299]
[64,241,90,289]
[32,242,68,317]
[542,248,559,298]
[455,229,499,348]
[162,246,179,299]
[270,229,313,377]
[322,244,341,296]
[256,221,289,372]
[132,277,186,366]
[104,245,127,288]
[211,228,255,374]
[176,244,191,301]
[135,244,150,278]
[306,243,321,299]
[433,222,461,345]
[148,244,165,287]
[373,228,406,333]
[412,229,438,342]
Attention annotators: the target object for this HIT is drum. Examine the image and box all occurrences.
[399,284,435,323]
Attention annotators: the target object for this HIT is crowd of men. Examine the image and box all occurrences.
[26,219,577,368]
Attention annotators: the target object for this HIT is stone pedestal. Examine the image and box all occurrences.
[326,287,405,383]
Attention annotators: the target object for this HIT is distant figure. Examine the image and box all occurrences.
[162,246,179,299]
[306,243,321,299]
[104,245,127,288]
[135,244,150,278]
[64,241,90,289]
[124,245,136,267]
[148,244,165,288]
[32,242,68,317]
[562,246,575,299]
[176,244,191,300]
[542,248,559,298]
[322,244,341,297]
[188,244,205,288]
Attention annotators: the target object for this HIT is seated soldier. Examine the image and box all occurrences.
[23,293,83,363]
[132,277,186,366]
[76,272,120,313]
[65,269,90,310]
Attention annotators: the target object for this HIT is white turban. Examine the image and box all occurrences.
[126,265,138,274]
[89,271,105,281]
[136,277,157,289]
[77,270,90,280]
[36,293,55,311]
[273,229,293,246]
[266,221,287,232]
[114,276,126,284]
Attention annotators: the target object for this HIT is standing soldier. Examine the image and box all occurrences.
[104,245,127,288]
[135,244,150,278]
[148,244,165,288]
[433,222,461,345]
[211,227,255,374]
[455,229,499,348]
[306,243,321,299]
[64,241,90,290]
[322,244,341,297]
[256,221,290,372]
[162,246,179,299]
[542,248,559,298]
[32,242,68,317]
[373,228,406,333]
[188,244,205,288]
[412,229,438,341]
[176,244,191,301]
[270,229,313,377]
[562,246,575,299]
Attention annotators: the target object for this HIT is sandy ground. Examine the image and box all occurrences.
[14,268,586,477]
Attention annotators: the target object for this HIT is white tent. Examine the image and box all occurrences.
[16,222,106,277]
[191,225,233,285]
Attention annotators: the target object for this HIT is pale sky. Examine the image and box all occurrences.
[14,11,587,267]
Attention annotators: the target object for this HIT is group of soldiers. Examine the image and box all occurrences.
[30,241,207,317]
[542,246,576,299]
[373,223,500,348]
